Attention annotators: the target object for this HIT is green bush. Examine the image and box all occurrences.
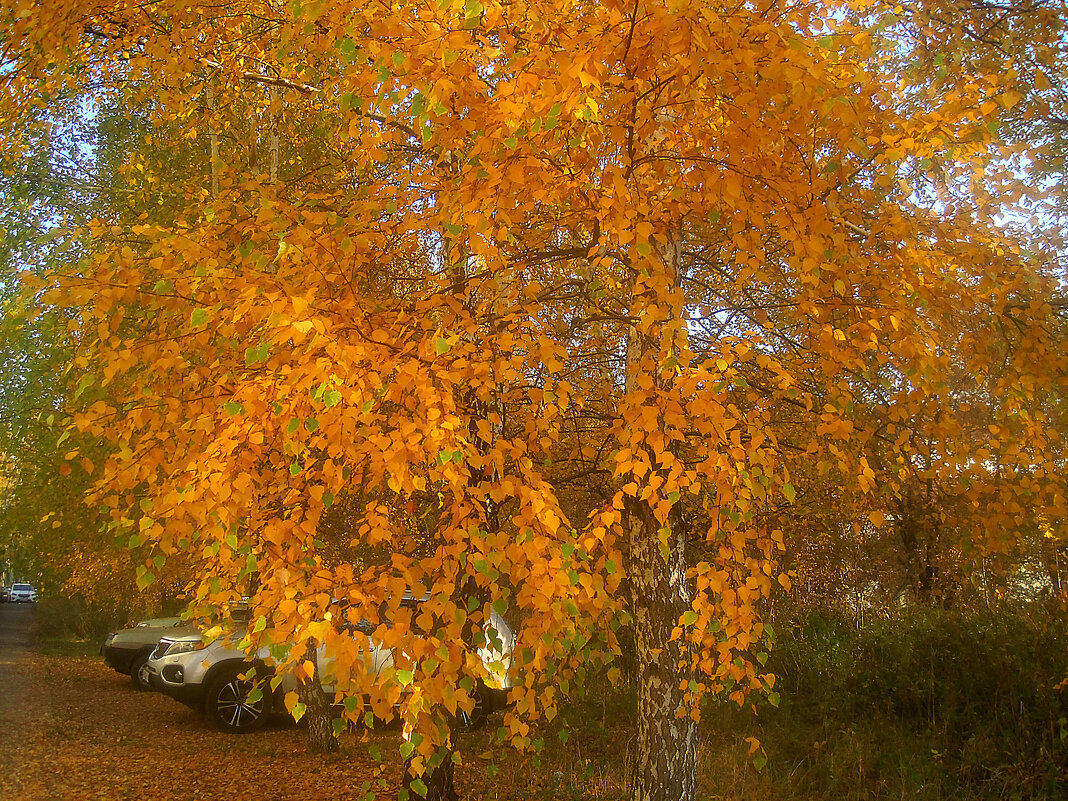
[703,604,1068,800]
[33,593,161,641]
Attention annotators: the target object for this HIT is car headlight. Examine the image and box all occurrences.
[162,640,203,656]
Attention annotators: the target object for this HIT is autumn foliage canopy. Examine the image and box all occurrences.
[1,0,1065,797]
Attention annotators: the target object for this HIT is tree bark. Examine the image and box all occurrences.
[269,84,280,185]
[402,749,458,801]
[298,638,338,754]
[625,235,699,801]
[206,77,219,198]
[627,498,698,801]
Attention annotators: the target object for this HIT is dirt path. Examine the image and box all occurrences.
[0,603,36,713]
[0,604,42,787]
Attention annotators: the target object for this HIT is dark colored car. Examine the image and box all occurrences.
[101,617,197,690]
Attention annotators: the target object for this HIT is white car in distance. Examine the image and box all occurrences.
[8,583,37,603]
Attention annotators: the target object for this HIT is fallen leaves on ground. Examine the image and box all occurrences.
[0,644,629,800]
[1,651,402,800]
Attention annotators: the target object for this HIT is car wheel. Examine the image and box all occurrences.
[129,651,153,691]
[205,665,270,733]
[456,683,489,732]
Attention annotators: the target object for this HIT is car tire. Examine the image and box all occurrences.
[205,664,270,733]
[456,683,489,732]
[129,651,153,691]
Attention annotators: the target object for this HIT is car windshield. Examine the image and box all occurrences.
[12,584,31,591]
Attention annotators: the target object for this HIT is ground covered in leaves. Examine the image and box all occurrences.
[0,605,626,801]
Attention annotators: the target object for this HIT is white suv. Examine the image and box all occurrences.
[8,583,37,603]
[142,598,515,733]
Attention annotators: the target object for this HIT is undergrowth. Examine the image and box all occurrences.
[522,604,1068,800]
[702,605,1068,800]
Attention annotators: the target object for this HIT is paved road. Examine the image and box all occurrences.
[0,602,35,705]
[0,603,37,779]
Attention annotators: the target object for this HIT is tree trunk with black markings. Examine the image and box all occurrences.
[298,638,338,754]
[625,235,699,801]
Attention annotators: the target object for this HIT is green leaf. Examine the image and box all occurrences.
[783,483,796,503]
[245,343,269,366]
[396,669,414,686]
[323,389,342,407]
[290,463,302,476]
[74,374,94,399]
[558,728,569,745]
[681,610,698,626]
[224,401,244,416]
[304,417,319,433]
[190,308,210,327]
[291,702,307,722]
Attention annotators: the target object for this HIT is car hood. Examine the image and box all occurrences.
[136,616,184,628]
[111,624,199,648]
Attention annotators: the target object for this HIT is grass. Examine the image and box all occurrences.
[37,634,102,658]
